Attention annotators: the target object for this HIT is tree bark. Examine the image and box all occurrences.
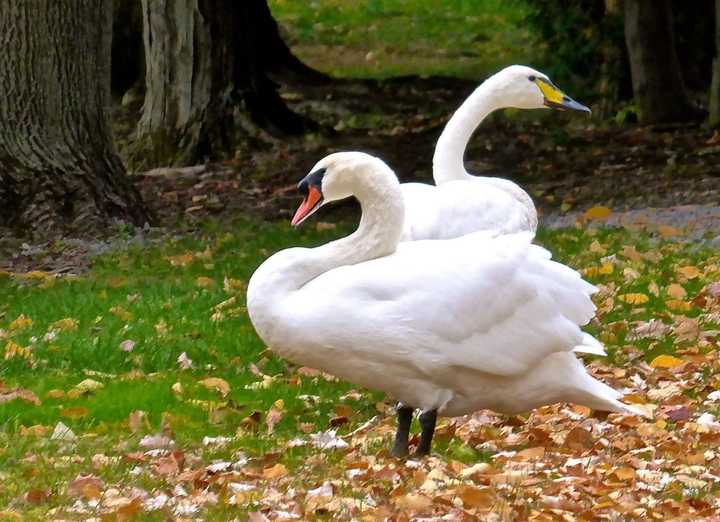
[0,0,150,236]
[710,0,720,126]
[132,0,322,169]
[624,0,698,123]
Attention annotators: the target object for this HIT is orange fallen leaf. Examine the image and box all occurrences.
[584,206,612,220]
[618,293,649,305]
[9,314,32,331]
[665,299,692,312]
[657,225,681,238]
[650,354,685,369]
[676,265,702,279]
[613,467,636,481]
[60,407,89,419]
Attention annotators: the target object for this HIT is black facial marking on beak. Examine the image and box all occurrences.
[298,167,326,196]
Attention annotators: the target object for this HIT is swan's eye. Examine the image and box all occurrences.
[528,75,536,82]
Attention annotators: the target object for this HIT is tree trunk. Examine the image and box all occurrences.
[132,0,322,169]
[624,0,698,123]
[710,0,720,127]
[0,0,150,236]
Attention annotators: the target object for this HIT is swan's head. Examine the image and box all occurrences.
[489,65,590,113]
[291,151,394,226]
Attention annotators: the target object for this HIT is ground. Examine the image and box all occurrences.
[2,224,720,519]
[2,1,720,520]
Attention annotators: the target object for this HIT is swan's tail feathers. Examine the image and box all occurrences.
[575,365,649,418]
[547,352,648,418]
[573,333,606,356]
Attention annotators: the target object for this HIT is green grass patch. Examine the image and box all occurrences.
[268,0,536,78]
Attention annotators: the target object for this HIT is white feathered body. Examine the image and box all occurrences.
[248,231,631,417]
[400,178,537,241]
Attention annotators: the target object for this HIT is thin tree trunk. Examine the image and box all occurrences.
[132,0,319,169]
[0,0,149,236]
[624,0,698,123]
[710,0,720,126]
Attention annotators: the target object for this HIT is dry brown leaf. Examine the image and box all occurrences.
[514,446,545,461]
[565,427,595,450]
[666,283,687,300]
[676,265,702,279]
[67,475,104,499]
[266,399,284,434]
[262,463,288,480]
[198,377,231,397]
[394,493,432,510]
[456,485,495,509]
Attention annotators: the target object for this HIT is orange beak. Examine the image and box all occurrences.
[291,186,323,226]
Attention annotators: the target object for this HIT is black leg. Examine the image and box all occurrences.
[414,409,437,456]
[390,403,414,457]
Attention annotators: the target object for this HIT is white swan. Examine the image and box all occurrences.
[247,152,638,457]
[400,65,590,241]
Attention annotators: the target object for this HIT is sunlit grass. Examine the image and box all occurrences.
[268,0,535,78]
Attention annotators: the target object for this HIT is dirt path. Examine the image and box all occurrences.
[543,204,720,244]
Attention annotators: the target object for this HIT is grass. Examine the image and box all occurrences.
[268,0,536,79]
[1,218,719,518]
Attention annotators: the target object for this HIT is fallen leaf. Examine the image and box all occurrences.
[60,407,89,419]
[456,485,495,508]
[3,340,33,360]
[262,463,288,480]
[676,266,702,279]
[9,314,32,331]
[394,493,432,510]
[128,410,148,434]
[109,306,132,321]
[666,283,687,300]
[67,474,104,499]
[266,399,284,434]
[565,427,595,450]
[0,387,41,406]
[25,489,51,504]
[650,354,685,369]
[584,206,612,220]
[196,276,215,288]
[618,293,649,305]
[74,379,104,393]
[177,352,193,370]
[50,318,79,331]
[198,377,231,397]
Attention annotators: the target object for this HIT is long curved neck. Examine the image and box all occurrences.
[432,79,504,185]
[298,176,404,288]
[248,164,404,328]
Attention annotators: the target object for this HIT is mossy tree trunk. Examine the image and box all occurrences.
[0,0,150,236]
[710,0,720,127]
[623,0,698,123]
[132,0,325,169]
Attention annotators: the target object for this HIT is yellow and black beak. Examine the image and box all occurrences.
[535,77,591,113]
[291,168,326,227]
